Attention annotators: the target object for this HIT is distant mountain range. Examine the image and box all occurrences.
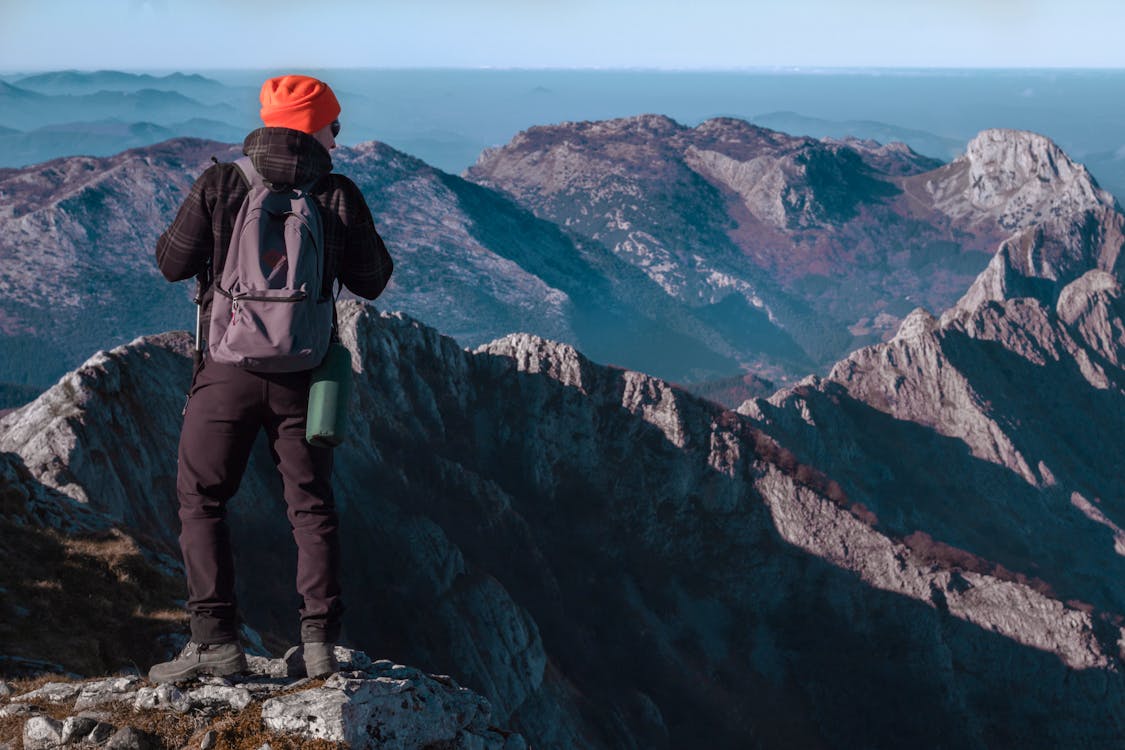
[0,135,746,388]
[0,81,244,132]
[750,110,965,161]
[0,118,1119,405]
[10,70,239,103]
[3,67,1125,206]
[0,118,246,166]
[0,71,255,168]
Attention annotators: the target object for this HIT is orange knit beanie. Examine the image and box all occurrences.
[259,75,341,134]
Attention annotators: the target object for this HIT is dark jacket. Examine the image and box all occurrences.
[155,127,393,336]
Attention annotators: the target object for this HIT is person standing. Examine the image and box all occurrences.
[150,74,393,682]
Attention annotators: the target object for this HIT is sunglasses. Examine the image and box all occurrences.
[330,120,341,138]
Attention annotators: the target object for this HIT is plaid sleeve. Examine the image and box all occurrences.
[336,178,394,300]
[155,165,220,282]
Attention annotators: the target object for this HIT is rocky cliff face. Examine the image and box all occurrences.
[744,277,1125,615]
[929,129,1109,230]
[3,297,1124,748]
[467,117,1123,373]
[738,169,1125,666]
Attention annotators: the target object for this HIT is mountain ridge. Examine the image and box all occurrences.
[736,209,1125,621]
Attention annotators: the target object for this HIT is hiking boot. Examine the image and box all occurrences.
[304,642,339,678]
[148,641,246,684]
[283,642,338,679]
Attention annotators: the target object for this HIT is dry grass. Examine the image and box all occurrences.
[0,675,87,749]
[0,711,35,747]
[0,476,346,748]
[0,489,187,678]
[209,700,342,750]
[903,530,1057,598]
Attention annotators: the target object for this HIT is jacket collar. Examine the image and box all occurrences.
[242,127,333,190]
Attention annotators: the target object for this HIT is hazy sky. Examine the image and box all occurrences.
[1,0,1123,71]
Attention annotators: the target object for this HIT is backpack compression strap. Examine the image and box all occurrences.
[233,156,263,190]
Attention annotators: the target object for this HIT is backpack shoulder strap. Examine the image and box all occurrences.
[233,156,263,190]
[213,157,263,290]
[234,155,319,194]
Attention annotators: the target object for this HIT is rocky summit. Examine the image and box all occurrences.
[0,646,523,749]
[3,273,1125,747]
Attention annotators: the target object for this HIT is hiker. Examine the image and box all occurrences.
[149,75,393,683]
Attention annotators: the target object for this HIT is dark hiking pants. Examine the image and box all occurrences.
[177,355,342,645]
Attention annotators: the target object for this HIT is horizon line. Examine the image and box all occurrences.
[3,65,1125,75]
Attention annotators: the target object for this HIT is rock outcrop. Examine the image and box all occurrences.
[3,298,1125,748]
[908,129,1125,317]
[928,129,1110,230]
[0,648,520,750]
[0,451,521,749]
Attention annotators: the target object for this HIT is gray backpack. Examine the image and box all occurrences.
[208,157,333,372]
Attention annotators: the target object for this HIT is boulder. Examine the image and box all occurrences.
[21,716,62,750]
[261,669,497,749]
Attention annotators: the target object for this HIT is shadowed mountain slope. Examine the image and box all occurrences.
[740,160,1125,626]
[2,298,1124,748]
